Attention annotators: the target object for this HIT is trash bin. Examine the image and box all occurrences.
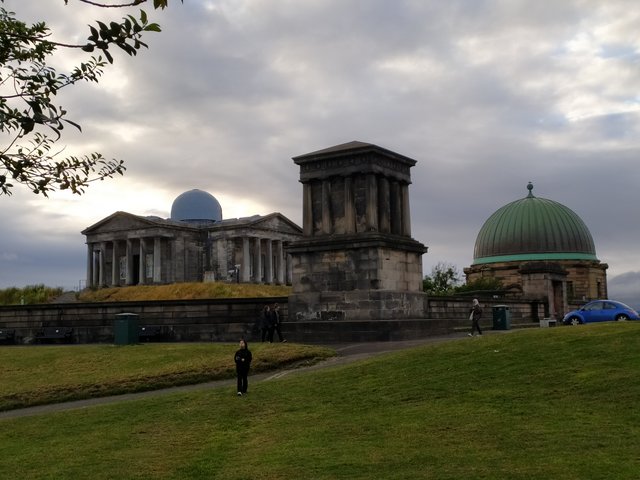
[114,313,139,345]
[492,305,511,330]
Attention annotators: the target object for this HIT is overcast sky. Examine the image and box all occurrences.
[1,0,639,304]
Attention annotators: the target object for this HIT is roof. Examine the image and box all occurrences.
[292,140,417,166]
[473,183,598,265]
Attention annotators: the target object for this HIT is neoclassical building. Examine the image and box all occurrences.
[464,183,608,319]
[82,189,302,288]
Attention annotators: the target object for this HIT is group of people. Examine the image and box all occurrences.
[258,303,286,343]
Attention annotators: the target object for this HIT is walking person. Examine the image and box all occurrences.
[272,303,286,343]
[234,338,252,396]
[468,298,483,336]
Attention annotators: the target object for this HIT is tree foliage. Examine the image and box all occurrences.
[422,262,461,295]
[455,276,504,294]
[0,284,64,305]
[423,262,506,296]
[0,0,181,196]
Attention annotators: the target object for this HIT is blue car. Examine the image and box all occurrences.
[563,300,640,325]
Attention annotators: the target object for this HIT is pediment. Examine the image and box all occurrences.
[251,213,302,234]
[82,212,164,235]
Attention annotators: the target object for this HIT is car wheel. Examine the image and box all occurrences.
[615,314,629,321]
[568,316,582,326]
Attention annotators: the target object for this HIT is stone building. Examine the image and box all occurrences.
[287,141,428,321]
[82,189,302,288]
[464,183,608,319]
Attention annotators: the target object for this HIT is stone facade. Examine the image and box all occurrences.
[287,141,428,321]
[465,260,608,319]
[82,212,302,288]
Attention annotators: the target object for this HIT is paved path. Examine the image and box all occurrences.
[0,333,472,420]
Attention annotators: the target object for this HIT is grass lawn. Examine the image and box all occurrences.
[1,324,639,479]
[0,342,334,411]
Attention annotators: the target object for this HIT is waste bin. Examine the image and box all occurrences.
[492,305,511,330]
[114,313,139,345]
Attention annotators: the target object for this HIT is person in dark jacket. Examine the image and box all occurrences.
[234,338,252,396]
[468,298,483,336]
[259,305,270,342]
[271,303,286,343]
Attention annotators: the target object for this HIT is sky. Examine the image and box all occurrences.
[1,0,639,305]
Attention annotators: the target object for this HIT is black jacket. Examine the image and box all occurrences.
[234,347,252,371]
[470,305,482,321]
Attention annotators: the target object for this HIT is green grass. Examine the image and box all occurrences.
[1,324,640,479]
[0,343,334,411]
[77,282,291,302]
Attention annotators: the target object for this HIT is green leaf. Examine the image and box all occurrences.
[144,23,162,33]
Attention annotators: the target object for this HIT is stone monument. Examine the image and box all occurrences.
[287,141,428,322]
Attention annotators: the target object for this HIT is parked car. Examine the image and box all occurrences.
[563,300,640,325]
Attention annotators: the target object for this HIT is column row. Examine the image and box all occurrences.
[239,237,289,285]
[86,237,166,288]
[302,174,412,237]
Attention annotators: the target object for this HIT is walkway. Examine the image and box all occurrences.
[0,333,471,420]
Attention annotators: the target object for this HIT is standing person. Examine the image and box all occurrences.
[272,303,287,343]
[468,298,483,336]
[234,338,252,396]
[259,304,270,342]
[266,304,276,343]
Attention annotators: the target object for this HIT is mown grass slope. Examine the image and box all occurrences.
[0,343,334,411]
[1,323,639,479]
[77,282,292,302]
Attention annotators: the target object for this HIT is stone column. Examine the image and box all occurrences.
[241,237,251,282]
[265,239,273,284]
[253,237,263,283]
[86,243,93,288]
[126,239,133,285]
[390,181,402,235]
[139,238,146,285]
[378,177,391,233]
[302,183,313,236]
[92,249,99,287]
[286,252,293,285]
[275,240,285,284]
[111,241,119,287]
[366,173,378,231]
[153,237,162,283]
[322,180,332,234]
[344,176,356,234]
[547,278,556,319]
[98,242,107,286]
[401,183,412,237]
[561,280,568,318]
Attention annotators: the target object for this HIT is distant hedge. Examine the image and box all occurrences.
[0,284,64,306]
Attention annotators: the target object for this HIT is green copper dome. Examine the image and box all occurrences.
[473,183,597,265]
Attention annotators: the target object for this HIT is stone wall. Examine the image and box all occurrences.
[0,298,285,344]
[0,295,551,345]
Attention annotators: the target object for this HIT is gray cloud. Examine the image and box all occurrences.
[1,0,639,301]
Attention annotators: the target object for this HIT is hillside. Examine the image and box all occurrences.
[76,282,292,302]
[1,323,639,479]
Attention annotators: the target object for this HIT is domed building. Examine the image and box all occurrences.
[170,189,223,224]
[82,189,302,288]
[464,183,608,319]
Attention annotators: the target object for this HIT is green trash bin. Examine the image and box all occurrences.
[114,313,139,345]
[492,305,511,330]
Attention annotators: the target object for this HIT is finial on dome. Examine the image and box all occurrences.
[526,182,534,198]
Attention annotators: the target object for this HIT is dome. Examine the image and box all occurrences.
[473,183,597,265]
[170,189,222,223]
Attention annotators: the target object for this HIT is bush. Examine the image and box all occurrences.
[0,284,64,305]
